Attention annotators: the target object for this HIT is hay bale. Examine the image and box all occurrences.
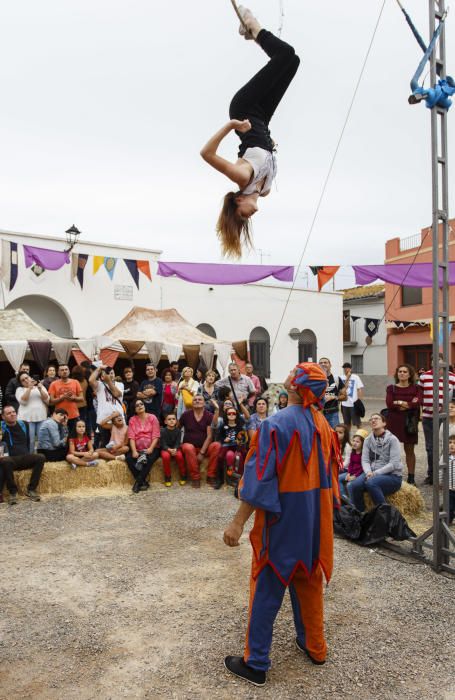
[2,458,205,496]
[364,481,425,518]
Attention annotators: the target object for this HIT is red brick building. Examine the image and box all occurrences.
[385,219,455,374]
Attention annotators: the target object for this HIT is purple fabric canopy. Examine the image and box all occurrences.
[157,261,294,285]
[24,245,70,270]
[353,263,455,287]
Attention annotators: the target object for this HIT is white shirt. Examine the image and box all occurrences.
[241,147,277,196]
[16,386,49,422]
[95,380,124,423]
[341,373,364,407]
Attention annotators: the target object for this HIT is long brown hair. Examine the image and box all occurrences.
[394,363,417,385]
[216,191,253,258]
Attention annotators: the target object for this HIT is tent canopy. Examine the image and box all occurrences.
[0,308,66,341]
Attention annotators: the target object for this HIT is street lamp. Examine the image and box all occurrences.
[65,225,81,253]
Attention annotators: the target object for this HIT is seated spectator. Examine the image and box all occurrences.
[0,405,45,502]
[335,424,352,470]
[42,364,57,390]
[160,413,186,487]
[38,408,69,462]
[177,367,200,417]
[273,390,288,413]
[170,361,181,382]
[16,372,49,451]
[89,365,124,447]
[348,414,403,512]
[96,412,129,461]
[66,419,99,469]
[247,397,269,439]
[137,363,163,419]
[215,363,255,407]
[48,364,83,432]
[201,369,218,412]
[161,368,178,418]
[245,362,261,408]
[439,399,455,452]
[216,405,249,487]
[126,399,160,493]
[123,366,139,419]
[339,429,367,499]
[180,394,220,488]
[5,362,30,411]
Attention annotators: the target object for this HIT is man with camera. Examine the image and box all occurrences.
[89,364,124,447]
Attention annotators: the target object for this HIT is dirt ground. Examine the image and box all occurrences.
[1,409,454,700]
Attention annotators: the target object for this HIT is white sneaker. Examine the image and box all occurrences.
[87,460,98,467]
[70,463,77,470]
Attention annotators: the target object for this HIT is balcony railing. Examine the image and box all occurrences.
[399,233,422,252]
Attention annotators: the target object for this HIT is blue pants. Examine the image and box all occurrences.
[338,471,349,498]
[324,411,340,429]
[348,472,402,512]
[244,563,326,671]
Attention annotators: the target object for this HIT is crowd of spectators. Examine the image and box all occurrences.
[0,359,282,503]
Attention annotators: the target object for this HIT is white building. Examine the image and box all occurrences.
[0,229,344,382]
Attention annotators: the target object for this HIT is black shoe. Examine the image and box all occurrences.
[214,481,223,490]
[139,482,149,491]
[224,656,266,687]
[132,481,141,493]
[25,489,41,502]
[407,474,415,485]
[295,638,326,665]
[424,476,433,485]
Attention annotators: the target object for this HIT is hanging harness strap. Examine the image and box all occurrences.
[397,1,455,110]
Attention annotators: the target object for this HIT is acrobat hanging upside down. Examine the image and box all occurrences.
[200,5,300,258]
[223,362,341,687]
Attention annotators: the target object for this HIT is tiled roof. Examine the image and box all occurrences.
[342,284,385,300]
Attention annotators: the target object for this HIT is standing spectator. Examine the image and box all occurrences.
[348,413,403,512]
[386,364,422,485]
[247,397,269,439]
[48,364,83,433]
[0,405,45,502]
[419,355,455,485]
[122,366,139,419]
[126,399,160,493]
[42,365,57,391]
[89,365,124,446]
[319,357,346,429]
[341,362,364,429]
[5,362,30,411]
[37,408,69,462]
[177,367,200,416]
[96,412,129,462]
[245,362,261,408]
[201,369,218,412]
[215,363,255,407]
[180,394,221,488]
[161,368,178,418]
[137,363,163,419]
[170,361,181,382]
[15,372,49,451]
[160,412,186,487]
[71,365,89,425]
[66,420,99,469]
[80,361,96,438]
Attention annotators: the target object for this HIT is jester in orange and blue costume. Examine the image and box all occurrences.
[223,362,341,687]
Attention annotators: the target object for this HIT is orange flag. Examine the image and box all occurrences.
[137,260,152,281]
[310,266,340,291]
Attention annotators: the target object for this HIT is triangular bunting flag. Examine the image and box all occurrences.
[137,260,152,281]
[104,257,117,280]
[124,259,140,288]
[310,266,339,291]
[93,256,104,274]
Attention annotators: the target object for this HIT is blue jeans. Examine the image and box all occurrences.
[348,472,402,512]
[28,420,44,452]
[339,471,349,498]
[324,411,340,429]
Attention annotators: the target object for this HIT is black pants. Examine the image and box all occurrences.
[229,30,300,154]
[39,448,67,463]
[0,454,45,494]
[126,448,161,485]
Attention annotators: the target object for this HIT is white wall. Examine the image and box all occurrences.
[343,298,387,375]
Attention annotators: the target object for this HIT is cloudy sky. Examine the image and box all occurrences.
[1,0,454,289]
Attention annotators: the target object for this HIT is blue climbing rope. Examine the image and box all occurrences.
[396,0,455,110]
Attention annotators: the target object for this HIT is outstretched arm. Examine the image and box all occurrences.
[200,120,252,188]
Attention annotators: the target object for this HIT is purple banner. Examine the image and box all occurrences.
[24,245,70,271]
[353,263,455,287]
[157,261,294,285]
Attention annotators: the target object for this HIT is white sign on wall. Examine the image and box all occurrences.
[114,285,133,301]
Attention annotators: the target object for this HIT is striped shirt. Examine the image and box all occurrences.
[418,370,455,418]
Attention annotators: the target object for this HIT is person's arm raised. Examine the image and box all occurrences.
[200,120,252,188]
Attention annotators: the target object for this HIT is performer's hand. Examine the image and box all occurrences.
[223,521,243,547]
[231,119,252,133]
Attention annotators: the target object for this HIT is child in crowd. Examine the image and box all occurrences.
[338,428,368,499]
[66,420,99,469]
[273,390,288,413]
[217,405,249,487]
[160,413,186,487]
[335,424,352,470]
[96,411,129,462]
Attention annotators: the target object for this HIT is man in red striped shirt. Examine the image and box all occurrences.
[418,355,455,485]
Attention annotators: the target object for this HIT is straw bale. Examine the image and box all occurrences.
[3,458,192,496]
[363,481,425,518]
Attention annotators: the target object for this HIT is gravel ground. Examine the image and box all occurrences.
[0,401,454,699]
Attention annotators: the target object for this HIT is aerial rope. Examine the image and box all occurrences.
[396,0,455,109]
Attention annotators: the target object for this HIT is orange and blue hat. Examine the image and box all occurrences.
[291,362,328,408]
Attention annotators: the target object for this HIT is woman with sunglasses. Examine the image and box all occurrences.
[126,399,161,493]
[216,405,249,487]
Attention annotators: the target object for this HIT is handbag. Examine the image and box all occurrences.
[353,398,365,418]
[405,410,419,435]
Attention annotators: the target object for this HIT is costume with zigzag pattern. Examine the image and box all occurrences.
[238,364,341,671]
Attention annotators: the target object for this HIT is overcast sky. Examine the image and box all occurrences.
[1,0,454,290]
